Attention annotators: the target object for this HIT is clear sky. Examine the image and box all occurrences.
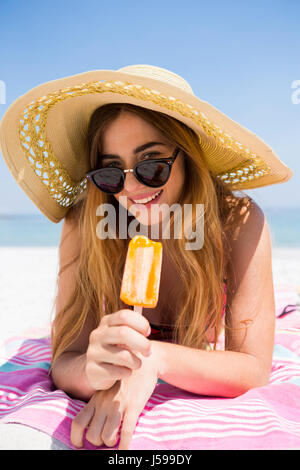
[0,0,299,214]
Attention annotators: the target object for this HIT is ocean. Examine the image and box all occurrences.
[0,207,299,247]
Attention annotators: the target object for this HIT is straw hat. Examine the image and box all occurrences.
[0,64,293,223]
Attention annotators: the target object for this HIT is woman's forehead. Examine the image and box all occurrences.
[101,115,172,152]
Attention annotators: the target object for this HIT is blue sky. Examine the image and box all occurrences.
[0,0,299,214]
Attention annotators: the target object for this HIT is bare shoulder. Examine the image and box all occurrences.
[224,196,265,242]
[224,197,275,378]
[226,198,272,289]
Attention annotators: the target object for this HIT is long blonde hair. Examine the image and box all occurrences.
[50,103,252,368]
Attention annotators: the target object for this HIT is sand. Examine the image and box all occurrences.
[0,246,59,345]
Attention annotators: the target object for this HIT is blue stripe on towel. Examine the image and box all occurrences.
[273,344,300,362]
[0,361,51,372]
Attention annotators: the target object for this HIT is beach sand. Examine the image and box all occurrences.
[0,245,300,345]
[0,246,59,345]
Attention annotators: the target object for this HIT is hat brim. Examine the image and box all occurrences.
[0,69,294,223]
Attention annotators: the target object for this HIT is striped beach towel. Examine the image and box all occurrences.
[1,289,300,450]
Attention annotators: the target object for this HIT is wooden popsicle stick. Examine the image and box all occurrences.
[134,306,143,315]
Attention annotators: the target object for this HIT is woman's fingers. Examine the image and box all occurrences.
[85,361,132,390]
[101,344,143,369]
[101,403,123,448]
[71,404,95,448]
[105,325,151,357]
[118,409,140,450]
[105,310,151,337]
[86,309,151,390]
[85,410,107,447]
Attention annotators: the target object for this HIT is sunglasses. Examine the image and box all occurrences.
[86,147,180,195]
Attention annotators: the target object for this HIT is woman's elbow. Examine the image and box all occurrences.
[240,362,271,396]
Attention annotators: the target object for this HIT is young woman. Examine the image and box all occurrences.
[50,102,276,449]
[0,65,292,450]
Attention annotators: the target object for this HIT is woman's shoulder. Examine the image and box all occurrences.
[224,197,272,286]
[223,196,265,243]
[222,197,269,281]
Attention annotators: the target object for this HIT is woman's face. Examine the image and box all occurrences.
[100,111,185,230]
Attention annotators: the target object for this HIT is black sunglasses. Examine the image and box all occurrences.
[86,147,180,194]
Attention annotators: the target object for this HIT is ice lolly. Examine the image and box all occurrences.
[120,235,163,314]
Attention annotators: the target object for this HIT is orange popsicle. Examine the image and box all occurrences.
[120,235,163,312]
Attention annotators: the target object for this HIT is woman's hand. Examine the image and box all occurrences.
[85,309,152,391]
[71,343,160,450]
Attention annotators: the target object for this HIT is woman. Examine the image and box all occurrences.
[51,103,276,449]
[0,64,292,450]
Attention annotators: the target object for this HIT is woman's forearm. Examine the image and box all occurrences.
[50,352,116,401]
[152,341,270,397]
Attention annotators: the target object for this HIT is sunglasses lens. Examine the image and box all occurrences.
[90,160,172,194]
[92,168,124,194]
[136,161,170,187]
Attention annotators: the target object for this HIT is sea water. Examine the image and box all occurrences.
[0,207,299,247]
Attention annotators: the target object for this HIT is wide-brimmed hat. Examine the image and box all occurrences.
[0,64,293,223]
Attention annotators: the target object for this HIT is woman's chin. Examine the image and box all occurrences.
[135,212,162,228]
[125,199,173,239]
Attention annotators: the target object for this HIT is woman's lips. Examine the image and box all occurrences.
[129,189,163,206]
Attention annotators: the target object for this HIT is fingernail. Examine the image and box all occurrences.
[74,441,83,448]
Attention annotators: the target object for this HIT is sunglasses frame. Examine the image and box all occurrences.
[86,147,180,194]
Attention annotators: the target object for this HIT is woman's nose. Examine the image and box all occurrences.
[123,170,144,194]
